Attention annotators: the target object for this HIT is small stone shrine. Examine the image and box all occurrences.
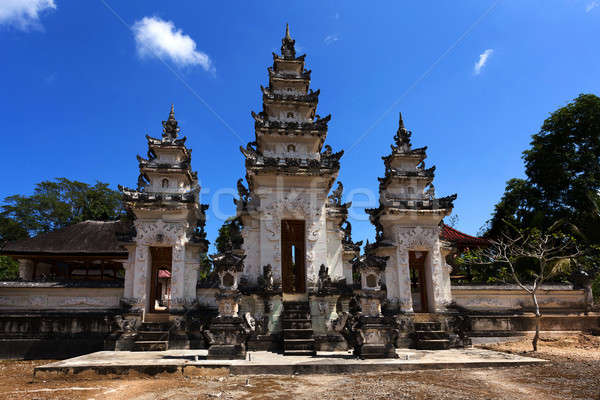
[205,246,249,360]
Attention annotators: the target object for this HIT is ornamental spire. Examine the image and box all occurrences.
[162,104,180,140]
[281,23,296,59]
[393,112,412,152]
[285,23,291,40]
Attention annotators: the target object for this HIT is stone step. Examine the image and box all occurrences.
[414,322,442,332]
[133,340,168,352]
[415,339,450,350]
[284,339,316,352]
[283,349,316,356]
[144,313,170,323]
[140,322,170,332]
[284,338,315,346]
[282,311,311,320]
[282,319,312,330]
[283,302,311,311]
[415,330,449,340]
[283,329,314,340]
[137,331,169,341]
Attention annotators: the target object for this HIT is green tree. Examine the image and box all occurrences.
[486,94,600,287]
[488,94,600,237]
[1,178,125,237]
[215,217,243,253]
[0,178,125,279]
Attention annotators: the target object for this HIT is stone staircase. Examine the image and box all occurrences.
[133,313,170,352]
[282,301,316,356]
[414,321,450,350]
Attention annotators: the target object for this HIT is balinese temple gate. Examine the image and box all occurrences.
[0,26,491,359]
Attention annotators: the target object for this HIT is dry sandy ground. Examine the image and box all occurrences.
[0,334,599,400]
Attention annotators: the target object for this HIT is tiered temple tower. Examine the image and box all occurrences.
[236,25,352,297]
[119,106,208,314]
[366,114,456,314]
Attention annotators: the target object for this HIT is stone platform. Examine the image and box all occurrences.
[35,348,545,376]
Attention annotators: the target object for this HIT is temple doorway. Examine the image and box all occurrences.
[409,251,429,313]
[281,220,306,294]
[150,246,172,312]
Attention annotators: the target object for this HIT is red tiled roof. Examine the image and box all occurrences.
[440,224,489,247]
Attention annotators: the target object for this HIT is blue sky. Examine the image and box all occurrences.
[1,1,599,251]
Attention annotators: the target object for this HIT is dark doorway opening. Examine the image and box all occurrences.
[409,251,429,313]
[281,220,306,294]
[150,246,172,313]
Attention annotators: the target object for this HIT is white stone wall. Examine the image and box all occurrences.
[242,189,330,290]
[241,216,260,284]
[325,219,344,280]
[126,218,200,312]
[377,224,453,313]
[0,287,122,310]
[451,286,587,312]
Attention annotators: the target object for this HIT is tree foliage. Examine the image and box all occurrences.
[215,217,243,253]
[485,94,600,288]
[487,94,600,238]
[0,178,125,277]
[0,178,125,241]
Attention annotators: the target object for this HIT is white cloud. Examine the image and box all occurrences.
[0,0,56,31]
[132,17,212,71]
[586,1,599,12]
[474,49,494,75]
[324,34,340,45]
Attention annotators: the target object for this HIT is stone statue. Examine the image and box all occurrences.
[317,264,332,292]
[331,310,364,351]
[171,316,186,332]
[237,178,249,203]
[258,264,274,291]
[425,183,435,200]
[244,312,256,332]
[114,315,138,335]
[240,141,259,160]
[328,181,343,206]
[342,220,352,244]
[374,220,384,242]
[137,173,149,190]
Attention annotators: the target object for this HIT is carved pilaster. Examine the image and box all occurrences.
[132,245,150,311]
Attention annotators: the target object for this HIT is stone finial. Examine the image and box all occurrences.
[281,23,296,59]
[162,104,180,139]
[285,23,291,40]
[398,112,405,131]
[393,112,412,152]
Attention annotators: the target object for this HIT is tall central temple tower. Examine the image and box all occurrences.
[236,25,350,299]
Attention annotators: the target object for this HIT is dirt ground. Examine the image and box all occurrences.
[0,334,599,400]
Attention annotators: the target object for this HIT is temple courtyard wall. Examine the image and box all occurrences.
[0,281,598,359]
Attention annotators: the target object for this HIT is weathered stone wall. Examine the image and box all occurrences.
[0,284,122,310]
[242,189,331,289]
[0,310,116,359]
[0,283,121,359]
[451,285,587,312]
